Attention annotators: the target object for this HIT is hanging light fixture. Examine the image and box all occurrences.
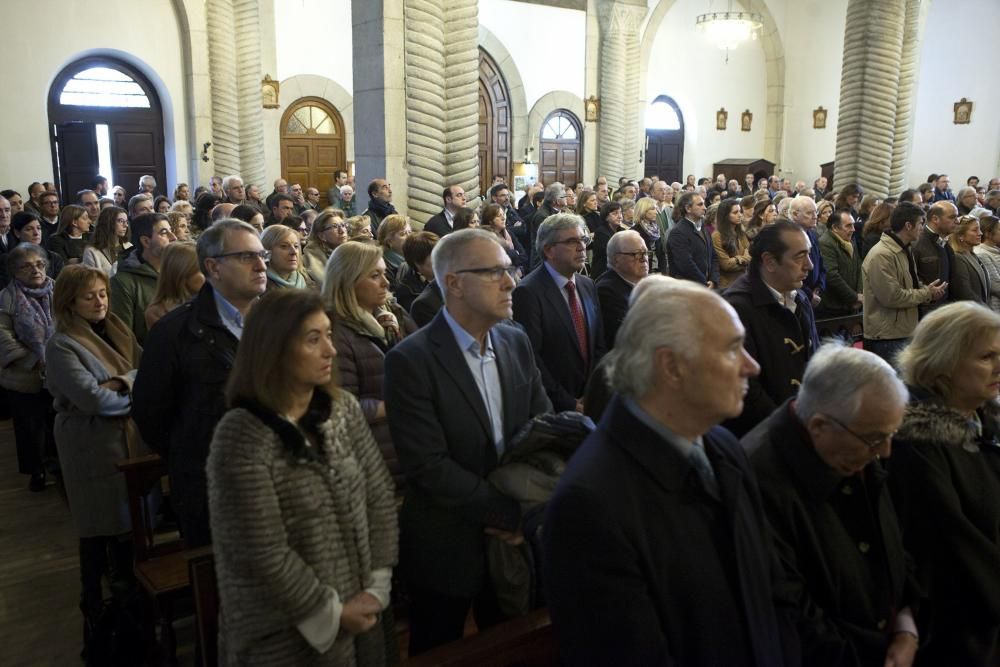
[696,0,763,58]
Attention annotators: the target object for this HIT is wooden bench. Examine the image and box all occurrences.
[405,609,555,666]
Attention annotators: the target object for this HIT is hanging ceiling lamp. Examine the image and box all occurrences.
[696,1,763,57]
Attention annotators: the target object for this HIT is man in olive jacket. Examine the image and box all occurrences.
[110,213,176,344]
[816,211,862,317]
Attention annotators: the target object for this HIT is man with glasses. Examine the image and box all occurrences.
[134,219,266,547]
[513,213,605,412]
[37,191,61,240]
[722,221,820,436]
[110,212,177,343]
[743,343,920,667]
[596,229,649,349]
[862,202,947,365]
[425,184,468,238]
[385,228,551,655]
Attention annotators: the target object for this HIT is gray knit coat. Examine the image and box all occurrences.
[207,391,398,666]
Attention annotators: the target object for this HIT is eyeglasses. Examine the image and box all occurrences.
[615,250,649,261]
[825,414,896,451]
[319,223,346,233]
[16,261,46,272]
[454,265,519,282]
[550,235,592,249]
[212,250,270,264]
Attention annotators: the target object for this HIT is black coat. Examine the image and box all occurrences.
[889,393,1000,666]
[911,228,954,313]
[667,218,720,285]
[745,401,919,666]
[409,280,443,328]
[132,283,239,546]
[384,314,551,597]
[595,267,632,349]
[589,222,616,279]
[527,203,559,269]
[423,210,452,238]
[512,264,605,411]
[544,395,798,666]
[723,273,819,436]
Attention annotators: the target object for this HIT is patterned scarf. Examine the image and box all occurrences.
[266,269,307,289]
[12,278,55,364]
[638,219,661,243]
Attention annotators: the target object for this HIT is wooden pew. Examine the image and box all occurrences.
[405,609,555,667]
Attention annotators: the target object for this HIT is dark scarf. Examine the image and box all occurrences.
[887,230,921,289]
[234,388,334,465]
[367,197,396,220]
[12,278,55,363]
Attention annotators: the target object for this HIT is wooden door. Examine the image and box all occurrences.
[479,48,511,195]
[54,122,98,200]
[539,110,582,186]
[110,122,165,198]
[644,96,684,183]
[280,97,346,208]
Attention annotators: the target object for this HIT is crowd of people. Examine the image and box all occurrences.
[3,165,1000,666]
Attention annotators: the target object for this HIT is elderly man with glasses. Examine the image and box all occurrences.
[743,343,921,667]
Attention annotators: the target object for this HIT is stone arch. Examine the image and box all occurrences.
[478,25,529,172]
[262,74,354,187]
[639,0,785,166]
[528,90,587,160]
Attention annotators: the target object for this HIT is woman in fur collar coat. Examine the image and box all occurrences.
[890,302,1000,666]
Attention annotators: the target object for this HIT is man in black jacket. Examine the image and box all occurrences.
[132,220,266,547]
[385,229,551,655]
[595,229,648,349]
[911,201,957,315]
[723,221,819,436]
[744,343,920,667]
[667,191,720,287]
[424,184,467,238]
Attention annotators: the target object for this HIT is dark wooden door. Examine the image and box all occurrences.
[110,122,165,198]
[280,97,346,208]
[479,48,511,195]
[644,96,684,183]
[539,110,582,186]
[54,122,98,201]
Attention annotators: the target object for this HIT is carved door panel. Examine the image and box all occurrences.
[539,110,582,186]
[280,97,346,208]
[478,48,511,194]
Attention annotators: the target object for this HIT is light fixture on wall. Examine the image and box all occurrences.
[696,0,762,61]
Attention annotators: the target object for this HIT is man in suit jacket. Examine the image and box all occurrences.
[723,221,820,437]
[526,183,567,269]
[744,345,920,667]
[423,184,467,238]
[385,229,552,656]
[911,201,958,314]
[668,191,720,286]
[790,196,827,306]
[596,229,648,349]
[513,213,606,412]
[545,278,797,666]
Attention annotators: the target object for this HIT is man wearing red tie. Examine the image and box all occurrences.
[513,213,606,412]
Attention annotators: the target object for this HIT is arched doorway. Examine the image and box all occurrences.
[48,57,165,200]
[644,95,684,183]
[479,48,511,194]
[280,97,346,208]
[539,110,582,187]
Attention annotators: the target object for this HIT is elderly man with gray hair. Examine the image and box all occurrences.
[544,278,798,665]
[514,212,604,412]
[743,342,920,667]
[596,228,649,349]
[221,174,245,205]
[127,192,154,220]
[384,228,551,654]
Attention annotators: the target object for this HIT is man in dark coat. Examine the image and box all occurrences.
[724,221,820,436]
[361,178,398,237]
[513,213,605,412]
[423,184,467,238]
[385,229,552,655]
[132,220,266,547]
[545,278,797,666]
[789,196,826,306]
[668,191,720,286]
[744,344,920,667]
[911,201,957,315]
[526,182,567,269]
[595,229,648,349]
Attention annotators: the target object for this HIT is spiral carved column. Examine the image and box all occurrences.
[889,0,923,195]
[234,0,266,189]
[402,0,479,223]
[597,1,646,181]
[207,0,241,178]
[834,0,907,198]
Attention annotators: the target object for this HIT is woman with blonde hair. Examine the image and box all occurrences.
[948,215,989,305]
[633,197,665,274]
[891,302,1000,666]
[83,206,130,276]
[576,190,601,233]
[302,209,348,285]
[208,289,398,665]
[261,225,315,291]
[167,211,192,242]
[144,242,205,329]
[375,213,411,290]
[323,241,415,487]
[346,215,375,241]
[45,264,143,656]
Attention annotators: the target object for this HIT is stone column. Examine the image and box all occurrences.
[597,0,647,181]
[888,0,924,195]
[234,0,266,189]
[352,0,409,216]
[834,0,907,198]
[402,0,479,223]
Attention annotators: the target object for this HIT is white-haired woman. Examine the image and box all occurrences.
[261,225,316,290]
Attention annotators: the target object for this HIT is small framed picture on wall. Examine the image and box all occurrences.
[813,106,827,129]
[954,98,973,124]
[741,110,753,132]
[716,108,728,131]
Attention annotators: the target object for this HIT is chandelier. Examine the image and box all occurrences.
[696,5,763,54]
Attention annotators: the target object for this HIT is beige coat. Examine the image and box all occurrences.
[862,232,933,340]
[302,240,333,287]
